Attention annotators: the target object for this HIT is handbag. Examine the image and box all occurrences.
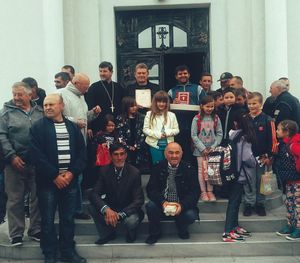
[95,144,111,166]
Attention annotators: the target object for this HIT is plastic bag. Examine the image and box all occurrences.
[260,169,278,195]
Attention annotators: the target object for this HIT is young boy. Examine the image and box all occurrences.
[243,92,277,216]
[207,91,223,110]
[216,88,246,144]
[235,88,249,112]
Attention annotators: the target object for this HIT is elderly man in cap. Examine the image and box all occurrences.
[216,72,233,93]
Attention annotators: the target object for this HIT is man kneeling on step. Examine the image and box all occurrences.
[89,143,144,244]
[145,142,200,244]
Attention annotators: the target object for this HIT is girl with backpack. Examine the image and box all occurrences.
[223,114,257,242]
[191,95,223,201]
[274,120,300,240]
[143,91,179,164]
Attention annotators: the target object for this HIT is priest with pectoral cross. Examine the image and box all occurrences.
[86,61,125,134]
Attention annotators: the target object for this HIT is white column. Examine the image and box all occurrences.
[250,0,266,96]
[42,0,65,93]
[226,0,252,89]
[63,0,101,83]
[286,0,300,99]
[210,0,228,89]
[98,1,117,79]
[265,0,288,90]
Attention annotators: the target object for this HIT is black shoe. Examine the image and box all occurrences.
[11,236,23,247]
[95,232,116,245]
[74,212,91,220]
[126,230,136,243]
[243,204,253,217]
[178,230,190,239]
[145,233,161,245]
[0,218,5,224]
[44,256,56,263]
[60,250,87,263]
[29,232,41,242]
[255,203,266,216]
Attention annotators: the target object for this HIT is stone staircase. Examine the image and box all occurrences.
[1,187,300,260]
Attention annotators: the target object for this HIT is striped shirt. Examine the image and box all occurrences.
[54,122,71,172]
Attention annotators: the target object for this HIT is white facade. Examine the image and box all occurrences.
[1,0,299,107]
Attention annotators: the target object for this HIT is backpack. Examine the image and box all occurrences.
[274,141,300,182]
[196,113,219,134]
[191,113,219,152]
[207,133,243,186]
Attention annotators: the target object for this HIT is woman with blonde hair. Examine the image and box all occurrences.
[143,91,179,164]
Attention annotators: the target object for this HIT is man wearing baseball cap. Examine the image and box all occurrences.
[216,72,233,93]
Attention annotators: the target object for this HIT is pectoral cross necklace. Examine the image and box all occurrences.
[100,80,115,113]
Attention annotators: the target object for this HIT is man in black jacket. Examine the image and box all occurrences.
[126,63,160,114]
[89,143,144,245]
[30,94,87,263]
[270,79,300,127]
[145,142,200,244]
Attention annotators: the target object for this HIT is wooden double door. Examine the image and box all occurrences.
[115,8,210,91]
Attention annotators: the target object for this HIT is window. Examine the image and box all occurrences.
[138,25,187,49]
[173,26,187,47]
[138,27,152,49]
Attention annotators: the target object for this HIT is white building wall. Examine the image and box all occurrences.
[265,0,288,92]
[63,0,270,96]
[0,0,64,107]
[287,0,300,99]
[1,0,299,107]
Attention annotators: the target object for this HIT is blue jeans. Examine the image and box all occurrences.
[146,200,199,235]
[224,181,244,233]
[37,185,77,258]
[0,171,6,220]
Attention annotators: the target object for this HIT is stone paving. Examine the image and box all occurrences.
[1,256,300,263]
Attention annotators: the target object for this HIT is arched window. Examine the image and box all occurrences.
[173,26,187,47]
[148,64,159,84]
[138,27,152,49]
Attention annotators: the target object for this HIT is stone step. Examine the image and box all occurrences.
[1,233,299,259]
[73,207,286,235]
[82,189,284,214]
[83,173,284,214]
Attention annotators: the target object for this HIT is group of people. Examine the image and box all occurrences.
[1,60,300,263]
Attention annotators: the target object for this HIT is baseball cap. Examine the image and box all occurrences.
[218,72,233,81]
